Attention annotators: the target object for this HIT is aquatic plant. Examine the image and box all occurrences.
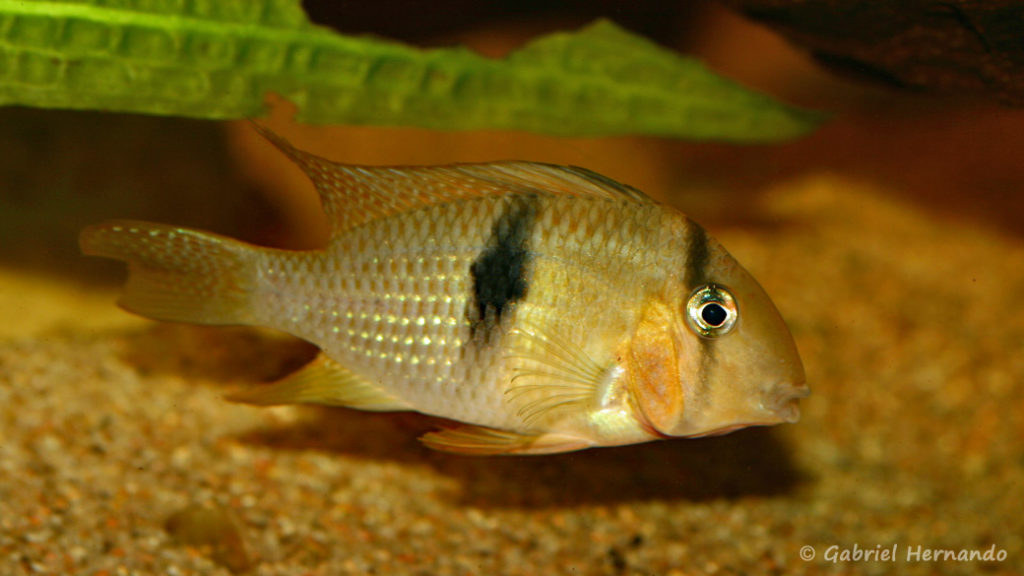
[0,0,821,141]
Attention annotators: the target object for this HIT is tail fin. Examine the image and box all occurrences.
[80,220,259,326]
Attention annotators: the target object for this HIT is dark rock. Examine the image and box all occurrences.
[723,0,1024,104]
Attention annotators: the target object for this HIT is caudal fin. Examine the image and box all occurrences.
[80,220,259,326]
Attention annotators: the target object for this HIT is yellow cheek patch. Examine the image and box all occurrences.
[627,304,685,435]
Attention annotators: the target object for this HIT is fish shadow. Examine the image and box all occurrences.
[437,428,807,508]
[237,406,808,509]
[118,324,808,508]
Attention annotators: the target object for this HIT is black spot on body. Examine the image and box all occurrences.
[467,196,539,343]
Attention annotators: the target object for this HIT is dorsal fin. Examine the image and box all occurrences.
[455,162,654,204]
[254,126,654,236]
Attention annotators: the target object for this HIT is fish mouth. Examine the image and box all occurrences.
[690,395,805,437]
[764,383,810,424]
[676,382,811,439]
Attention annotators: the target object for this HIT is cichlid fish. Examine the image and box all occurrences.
[80,129,807,455]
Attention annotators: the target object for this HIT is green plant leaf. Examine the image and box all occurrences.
[0,1,823,141]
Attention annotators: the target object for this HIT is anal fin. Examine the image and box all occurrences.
[227,353,410,412]
[420,424,592,455]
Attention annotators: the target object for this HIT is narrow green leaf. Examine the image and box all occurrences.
[0,1,822,141]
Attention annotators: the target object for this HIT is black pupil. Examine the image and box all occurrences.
[701,303,728,327]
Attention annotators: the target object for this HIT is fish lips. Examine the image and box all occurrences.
[768,382,810,424]
[684,381,810,438]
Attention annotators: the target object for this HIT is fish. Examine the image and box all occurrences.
[80,128,808,455]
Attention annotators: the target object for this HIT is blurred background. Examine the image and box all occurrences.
[2,0,1023,271]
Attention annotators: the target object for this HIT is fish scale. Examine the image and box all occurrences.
[253,195,649,429]
[80,128,808,455]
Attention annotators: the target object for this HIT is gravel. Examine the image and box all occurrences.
[3,172,1022,575]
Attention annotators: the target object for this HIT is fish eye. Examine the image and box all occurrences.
[685,284,738,338]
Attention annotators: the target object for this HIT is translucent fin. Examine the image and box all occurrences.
[80,220,256,325]
[503,322,615,425]
[253,125,653,236]
[458,162,655,203]
[226,354,410,411]
[419,424,592,455]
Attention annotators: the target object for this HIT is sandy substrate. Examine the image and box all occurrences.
[2,167,1022,574]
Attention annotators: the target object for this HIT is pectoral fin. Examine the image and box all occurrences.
[227,354,410,412]
[419,424,592,455]
[503,322,616,425]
